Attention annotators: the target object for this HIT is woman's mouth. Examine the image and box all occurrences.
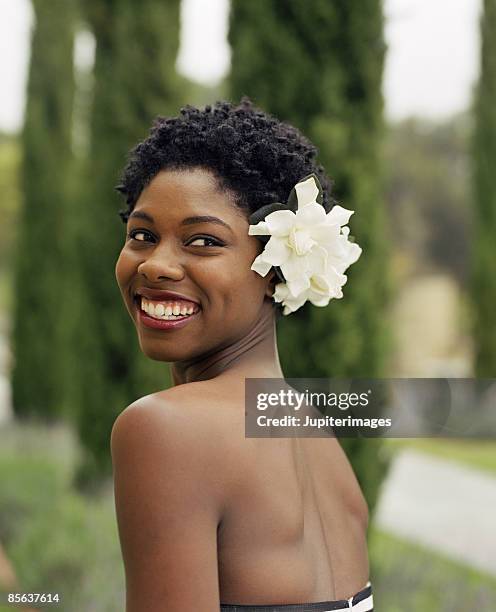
[134,295,201,330]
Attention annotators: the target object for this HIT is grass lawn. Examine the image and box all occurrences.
[0,420,124,612]
[369,527,496,611]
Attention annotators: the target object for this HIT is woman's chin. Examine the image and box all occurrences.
[137,338,195,363]
[140,345,182,362]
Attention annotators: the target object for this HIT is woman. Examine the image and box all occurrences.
[112,98,373,611]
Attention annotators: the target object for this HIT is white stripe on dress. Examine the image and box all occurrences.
[322,593,373,611]
[325,581,373,611]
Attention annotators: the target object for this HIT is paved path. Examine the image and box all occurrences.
[375,448,496,576]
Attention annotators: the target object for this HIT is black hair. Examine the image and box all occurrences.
[115,96,335,222]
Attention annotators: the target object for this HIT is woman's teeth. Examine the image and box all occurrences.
[139,297,197,320]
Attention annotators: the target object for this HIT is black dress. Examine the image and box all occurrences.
[220,580,373,612]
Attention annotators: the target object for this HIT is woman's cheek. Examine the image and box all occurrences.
[115,248,136,294]
[114,251,125,288]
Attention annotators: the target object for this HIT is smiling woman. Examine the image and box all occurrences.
[111,98,373,612]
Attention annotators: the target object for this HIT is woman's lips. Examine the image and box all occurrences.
[134,296,200,331]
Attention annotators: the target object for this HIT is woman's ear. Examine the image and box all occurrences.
[265,269,277,299]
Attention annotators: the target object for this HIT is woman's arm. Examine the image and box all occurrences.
[111,398,225,612]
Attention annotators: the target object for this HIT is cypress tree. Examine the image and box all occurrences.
[11,0,77,421]
[472,0,496,376]
[229,0,392,515]
[67,0,184,488]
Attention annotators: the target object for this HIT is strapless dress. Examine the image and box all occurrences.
[220,580,373,611]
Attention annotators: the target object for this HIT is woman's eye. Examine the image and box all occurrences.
[126,231,222,248]
[127,229,154,242]
[187,236,223,247]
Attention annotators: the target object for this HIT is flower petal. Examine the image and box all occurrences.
[326,205,355,227]
[263,236,292,265]
[248,221,271,236]
[325,266,347,296]
[273,284,309,314]
[280,253,310,281]
[295,202,327,227]
[309,274,332,296]
[288,228,316,256]
[286,275,311,297]
[295,176,319,209]
[272,282,290,302]
[310,222,340,245]
[250,254,273,277]
[265,210,296,236]
[283,294,308,314]
[309,295,332,307]
[305,245,328,276]
[345,242,362,266]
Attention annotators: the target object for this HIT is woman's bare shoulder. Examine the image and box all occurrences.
[110,385,232,610]
[113,385,224,456]
[140,380,243,432]
[111,380,245,485]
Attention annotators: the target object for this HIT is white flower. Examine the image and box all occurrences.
[248,175,362,315]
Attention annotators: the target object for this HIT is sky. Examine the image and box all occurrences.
[0,0,483,134]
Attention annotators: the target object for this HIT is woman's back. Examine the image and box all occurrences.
[159,378,370,605]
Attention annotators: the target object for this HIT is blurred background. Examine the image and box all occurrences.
[1,0,496,610]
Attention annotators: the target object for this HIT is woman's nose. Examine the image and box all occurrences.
[137,249,185,282]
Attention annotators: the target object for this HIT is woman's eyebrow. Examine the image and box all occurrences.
[128,210,153,222]
[128,211,233,232]
[181,215,232,231]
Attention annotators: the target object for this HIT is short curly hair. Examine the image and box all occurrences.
[115,96,335,222]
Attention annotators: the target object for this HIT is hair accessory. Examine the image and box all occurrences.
[248,174,362,315]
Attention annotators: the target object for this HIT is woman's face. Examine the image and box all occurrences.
[115,167,275,362]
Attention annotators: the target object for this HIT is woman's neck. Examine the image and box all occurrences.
[170,302,284,385]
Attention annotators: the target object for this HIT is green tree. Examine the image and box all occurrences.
[66,0,185,489]
[0,134,21,315]
[472,0,496,376]
[11,0,77,421]
[229,0,392,515]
